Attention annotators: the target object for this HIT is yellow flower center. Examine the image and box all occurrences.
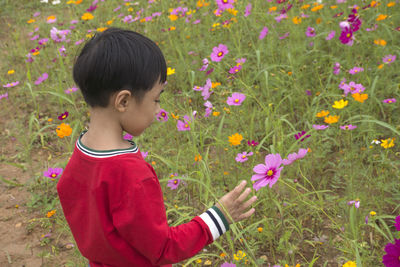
[217,52,223,57]
[234,99,239,103]
[173,180,178,184]
[267,170,273,176]
[51,173,56,177]
[185,124,189,128]
[350,87,355,91]
[62,115,66,119]
[242,155,246,158]
[354,69,358,72]
[222,0,228,3]
[161,112,166,116]
[388,100,392,103]
[345,126,349,129]
[346,33,351,38]
[388,58,392,62]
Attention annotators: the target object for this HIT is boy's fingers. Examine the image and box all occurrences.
[239,208,255,221]
[241,196,257,211]
[237,187,251,203]
[231,180,247,198]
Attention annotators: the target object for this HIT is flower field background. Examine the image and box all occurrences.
[0,0,399,266]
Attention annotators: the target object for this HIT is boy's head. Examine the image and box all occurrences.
[73,27,167,108]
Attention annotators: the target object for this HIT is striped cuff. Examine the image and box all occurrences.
[199,206,230,241]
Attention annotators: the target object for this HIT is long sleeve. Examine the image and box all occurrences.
[111,176,229,266]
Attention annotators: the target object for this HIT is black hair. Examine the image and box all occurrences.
[73,27,167,107]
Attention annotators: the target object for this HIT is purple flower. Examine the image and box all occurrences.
[156,109,169,122]
[275,13,287,23]
[365,215,369,224]
[43,167,63,179]
[259,27,269,40]
[306,90,312,96]
[58,111,69,120]
[210,44,229,62]
[383,98,396,104]
[244,3,252,17]
[38,38,49,45]
[204,101,213,117]
[50,27,70,43]
[247,140,259,147]
[347,199,360,208]
[123,133,133,140]
[349,67,364,75]
[227,92,246,106]
[339,27,353,45]
[65,87,78,94]
[395,216,400,231]
[306,27,316,37]
[177,117,191,131]
[382,239,400,266]
[326,30,336,40]
[313,125,329,130]
[34,73,49,85]
[86,5,97,12]
[199,58,209,71]
[229,64,242,74]
[167,178,181,190]
[279,32,290,40]
[333,62,341,75]
[294,131,310,142]
[235,151,253,163]
[383,55,396,64]
[341,81,365,96]
[221,263,236,267]
[3,81,19,88]
[282,148,308,166]
[0,92,8,100]
[201,79,213,100]
[141,151,148,159]
[216,0,234,10]
[366,24,378,32]
[340,125,357,130]
[251,153,283,191]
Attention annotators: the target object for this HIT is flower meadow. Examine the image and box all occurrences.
[0,0,399,266]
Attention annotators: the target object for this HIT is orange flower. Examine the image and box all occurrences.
[370,1,380,7]
[330,5,338,9]
[301,4,310,9]
[316,18,322,24]
[27,19,35,24]
[324,115,339,124]
[311,4,324,12]
[316,110,329,117]
[228,133,243,146]
[97,27,108,32]
[194,154,202,161]
[168,14,178,21]
[56,123,72,138]
[292,16,302,24]
[269,6,277,12]
[75,0,82,4]
[211,82,221,88]
[376,14,388,21]
[352,93,368,103]
[196,0,209,7]
[81,12,94,21]
[378,64,384,69]
[374,39,387,46]
[47,210,56,218]
[388,2,396,7]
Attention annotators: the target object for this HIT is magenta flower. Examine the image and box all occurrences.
[216,0,234,10]
[156,109,169,122]
[275,13,287,23]
[227,92,246,106]
[204,101,213,117]
[340,125,357,130]
[341,81,365,96]
[58,111,69,120]
[333,62,341,75]
[199,58,209,71]
[43,167,63,179]
[201,79,213,100]
[383,55,396,64]
[395,216,400,231]
[0,92,8,100]
[282,148,308,166]
[339,27,353,45]
[251,153,283,191]
[244,3,252,17]
[141,151,148,159]
[306,27,316,37]
[34,73,49,85]
[383,98,396,104]
[247,140,259,147]
[347,199,360,208]
[210,44,229,62]
[123,133,133,140]
[221,263,236,267]
[382,239,400,266]
[326,30,336,40]
[167,178,181,190]
[279,32,290,40]
[259,27,269,40]
[235,151,253,163]
[349,67,364,75]
[177,117,191,131]
[229,64,242,74]
[50,27,70,43]
[294,131,310,142]
[313,125,329,130]
[3,81,19,88]
[65,87,78,94]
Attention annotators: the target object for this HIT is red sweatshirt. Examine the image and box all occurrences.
[57,133,229,267]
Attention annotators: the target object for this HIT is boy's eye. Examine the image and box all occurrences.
[155,100,161,103]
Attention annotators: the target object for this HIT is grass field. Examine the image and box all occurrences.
[0,0,399,266]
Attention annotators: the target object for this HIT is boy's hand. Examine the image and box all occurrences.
[215,180,256,224]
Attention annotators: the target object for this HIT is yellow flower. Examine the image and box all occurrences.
[311,4,324,12]
[107,20,114,25]
[376,14,388,21]
[370,1,380,7]
[316,110,329,117]
[342,261,356,267]
[46,210,56,218]
[388,2,396,7]
[212,111,220,117]
[56,123,72,138]
[168,14,178,21]
[292,16,302,24]
[332,99,348,109]
[128,7,133,12]
[211,82,221,88]
[352,93,368,103]
[269,6,277,12]
[257,227,263,233]
[167,67,175,75]
[47,15,56,22]
[330,5,338,9]
[81,12,94,21]
[195,259,202,263]
[324,115,339,124]
[204,260,212,265]
[301,4,310,9]
[196,0,209,8]
[7,69,15,75]
[233,250,246,261]
[226,8,238,16]
[228,133,243,146]
[27,19,35,24]
[370,211,376,216]
[381,138,395,149]
[374,39,387,46]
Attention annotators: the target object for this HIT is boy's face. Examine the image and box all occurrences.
[120,81,165,136]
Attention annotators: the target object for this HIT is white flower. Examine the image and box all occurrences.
[40,0,49,3]
[371,139,381,144]
[52,0,61,4]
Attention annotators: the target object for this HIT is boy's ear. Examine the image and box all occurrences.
[114,90,132,112]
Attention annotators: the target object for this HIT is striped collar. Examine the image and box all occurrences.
[76,131,139,158]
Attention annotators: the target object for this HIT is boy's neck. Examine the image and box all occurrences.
[81,107,132,150]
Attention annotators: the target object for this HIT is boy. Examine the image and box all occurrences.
[57,27,257,267]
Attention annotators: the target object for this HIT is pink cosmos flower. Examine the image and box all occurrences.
[123,133,133,140]
[383,98,396,104]
[216,0,234,10]
[333,62,341,75]
[204,101,213,117]
[177,116,191,131]
[313,125,329,130]
[34,73,49,85]
[247,140,259,147]
[306,27,316,37]
[349,67,364,75]
[244,3,252,17]
[38,38,49,45]
[3,81,19,88]
[167,176,181,190]
[50,27,70,43]
[251,153,284,190]
[383,55,396,64]
[347,199,360,208]
[227,92,246,106]
[229,64,242,74]
[341,81,365,96]
[366,24,377,31]
[236,58,246,64]
[279,32,289,40]
[395,216,400,231]
[210,44,229,62]
[275,13,287,23]
[141,151,148,159]
[235,151,253,163]
[58,111,69,120]
[340,125,357,130]
[339,26,354,45]
[282,148,308,166]
[199,58,209,71]
[259,27,269,40]
[65,87,78,94]
[221,263,236,267]
[0,92,8,100]
[295,131,311,141]
[156,109,169,121]
[326,30,336,40]
[43,167,63,179]
[201,79,213,100]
